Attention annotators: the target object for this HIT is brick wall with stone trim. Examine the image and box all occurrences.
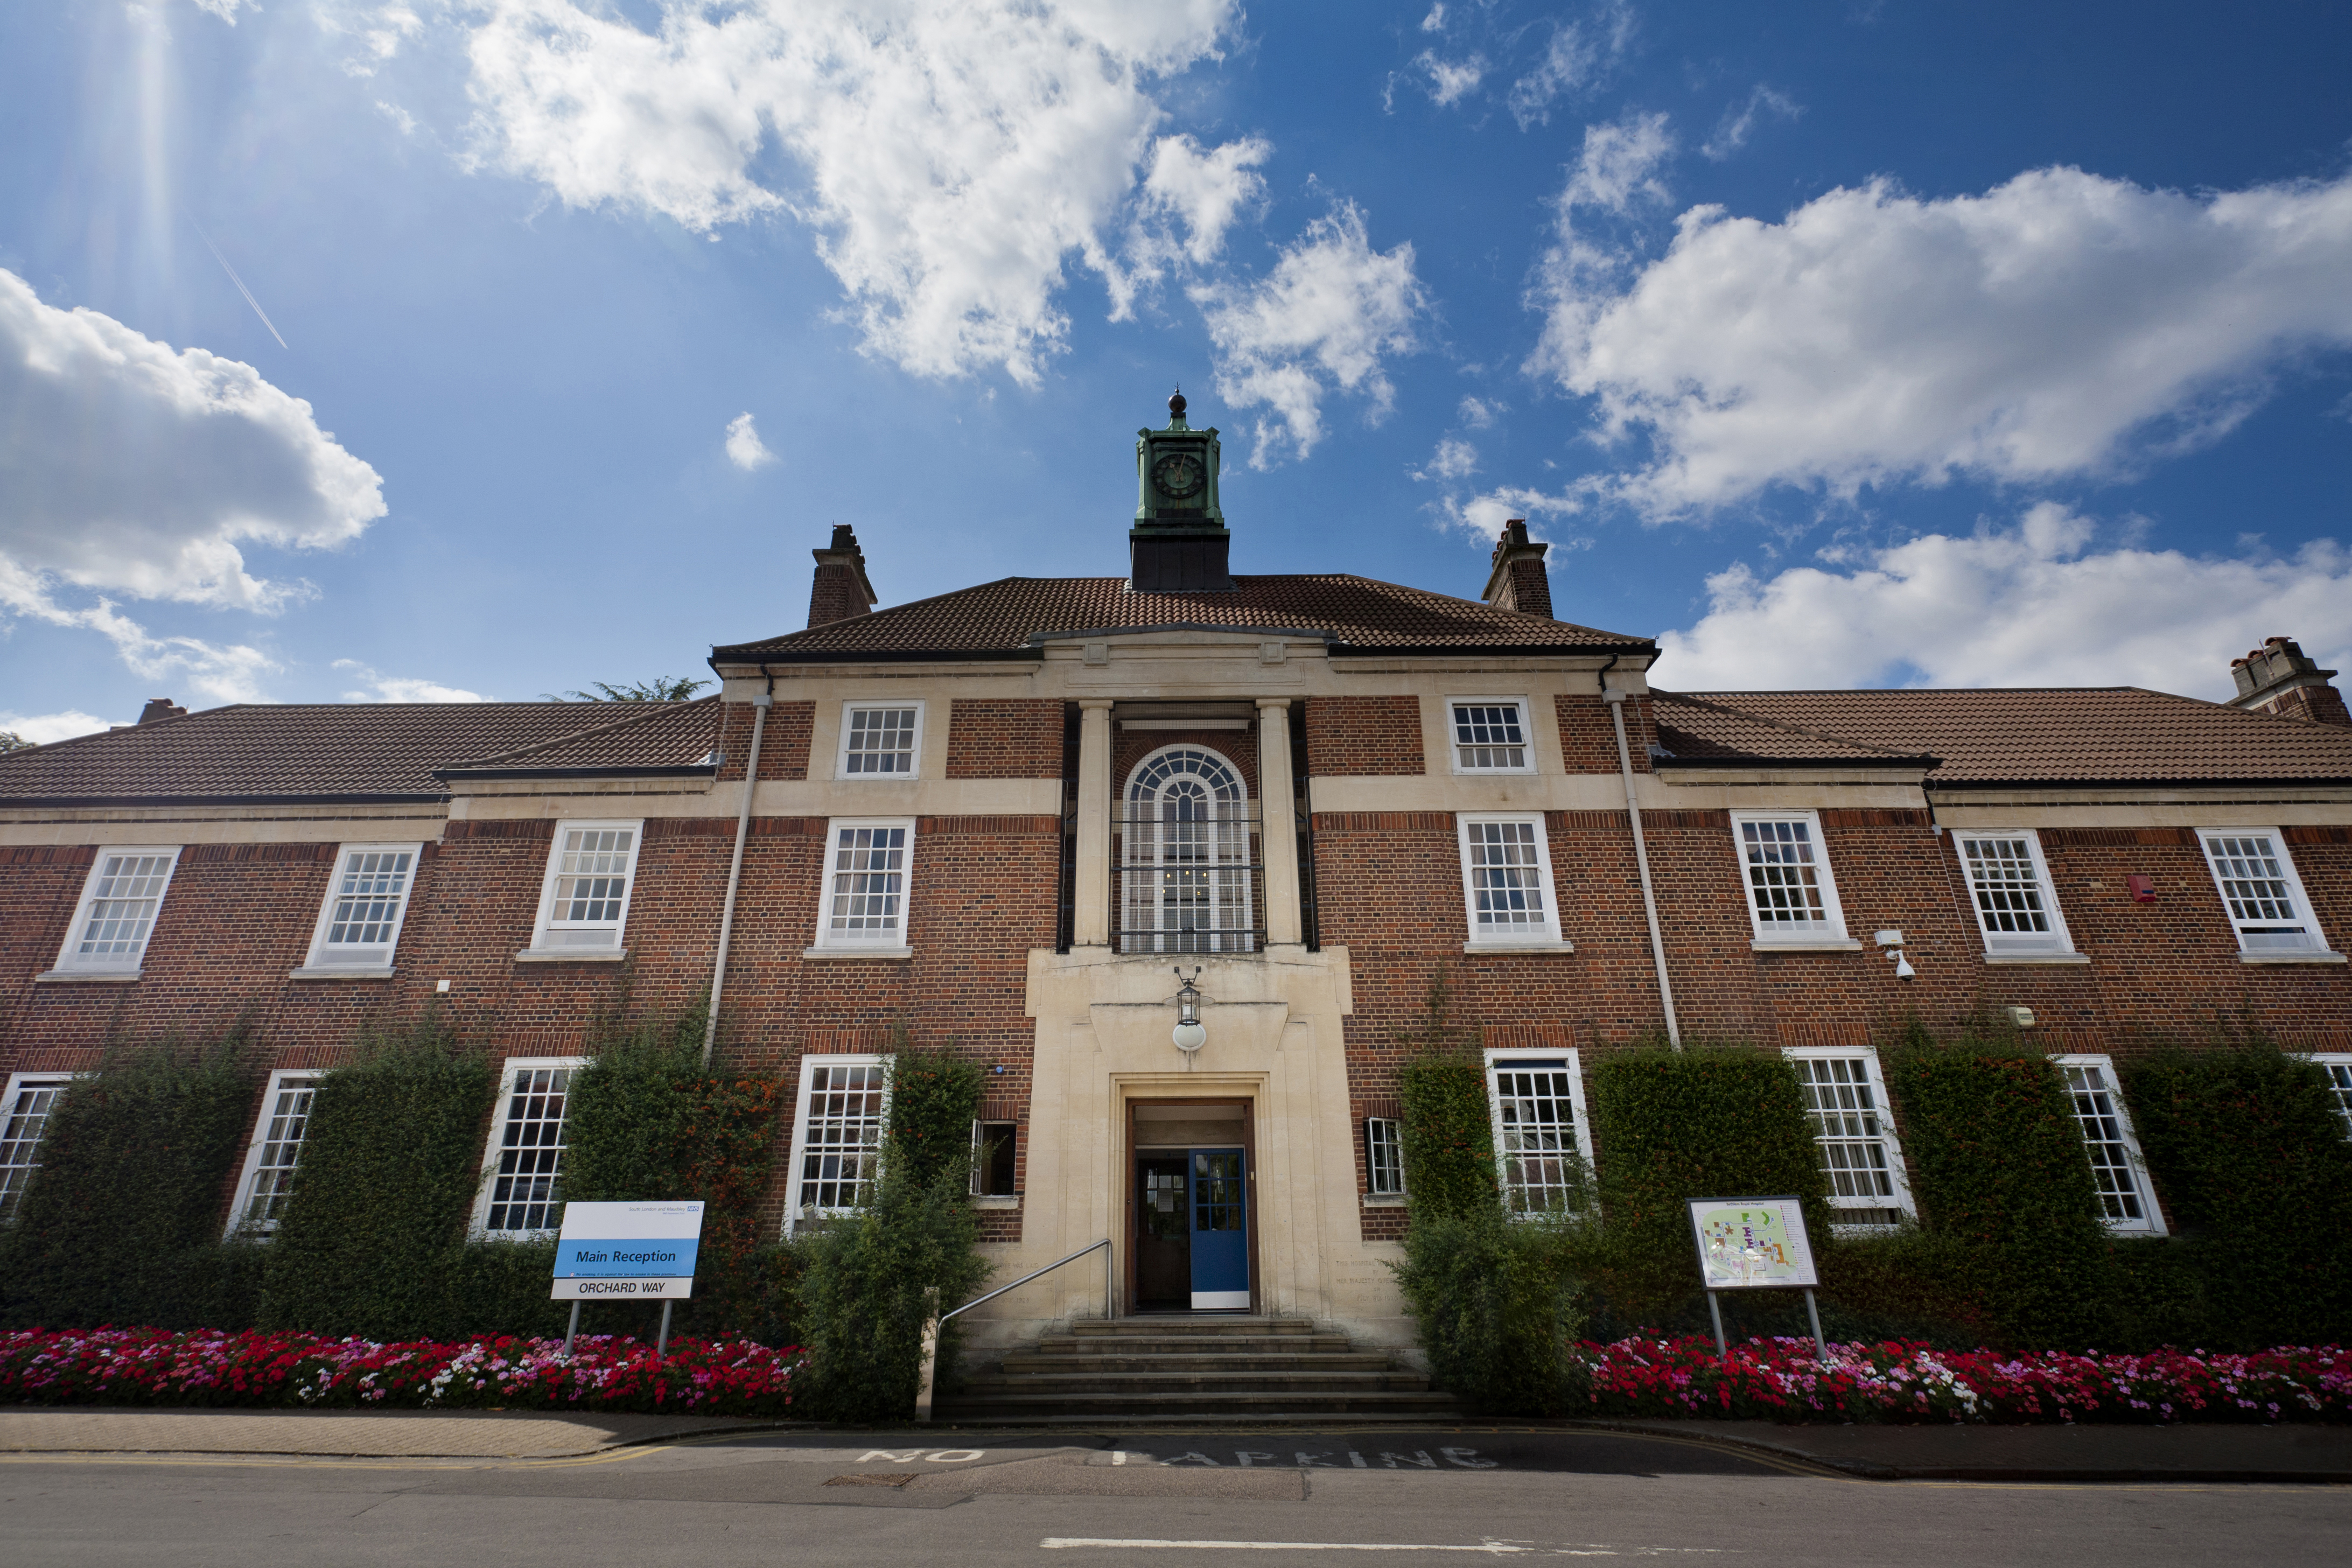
[714,699,815,781]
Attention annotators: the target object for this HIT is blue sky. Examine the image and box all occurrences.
[4,1,2350,738]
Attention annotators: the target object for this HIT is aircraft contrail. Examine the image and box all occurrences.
[193,222,288,350]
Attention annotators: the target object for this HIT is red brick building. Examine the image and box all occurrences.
[4,393,2349,1346]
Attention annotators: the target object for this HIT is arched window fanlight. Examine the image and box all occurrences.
[1120,746,1256,955]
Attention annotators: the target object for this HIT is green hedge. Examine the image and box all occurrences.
[562,1013,787,1341]
[1579,1045,1830,1326]
[0,1028,263,1330]
[1883,1033,2115,1348]
[261,1016,500,1341]
[1390,1207,1583,1415]
[2120,1046,2352,1348]
[1395,969,1501,1220]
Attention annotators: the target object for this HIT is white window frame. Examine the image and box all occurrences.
[835,699,927,780]
[2052,1054,2167,1236]
[1364,1116,1406,1199]
[2196,829,2330,955]
[470,1056,589,1238]
[1782,1047,1916,1231]
[1445,695,1537,775]
[1730,810,1851,946]
[522,820,645,956]
[50,845,183,975]
[298,842,424,975]
[1,1072,78,1225]
[1457,812,1567,949]
[1119,746,1257,956]
[226,1069,325,1237]
[811,817,918,954]
[1952,828,2077,957]
[1482,1049,1593,1216]
[2308,1053,2352,1140]
[783,1053,891,1235]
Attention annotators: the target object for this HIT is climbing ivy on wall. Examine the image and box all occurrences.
[1881,1028,2115,1349]
[261,1014,500,1341]
[0,1025,263,1331]
[2120,1044,2352,1348]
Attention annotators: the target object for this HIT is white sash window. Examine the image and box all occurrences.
[786,1056,889,1233]
[1731,811,1849,944]
[2199,831,2325,953]
[228,1071,324,1234]
[1784,1049,1915,1229]
[2054,1055,2165,1235]
[1,1074,74,1224]
[526,821,643,953]
[1955,831,2075,956]
[53,847,181,974]
[1483,1052,1592,1216]
[301,844,422,972]
[473,1059,585,1236]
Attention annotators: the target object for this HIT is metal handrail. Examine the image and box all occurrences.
[940,1237,1111,1326]
[917,1237,1113,1423]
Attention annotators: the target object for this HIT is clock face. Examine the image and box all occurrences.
[1152,451,1205,500]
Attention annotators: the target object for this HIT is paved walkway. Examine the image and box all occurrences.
[0,1405,776,1458]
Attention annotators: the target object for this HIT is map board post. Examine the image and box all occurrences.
[1685,1196,1826,1362]
[552,1201,705,1358]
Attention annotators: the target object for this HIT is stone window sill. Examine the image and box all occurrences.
[802,945,914,960]
[1982,953,2091,967]
[2239,950,2348,966]
[288,967,396,981]
[1750,938,1863,953]
[514,948,630,963]
[33,968,141,983]
[1362,1194,1408,1208]
[972,1194,1021,1210]
[1461,940,1575,955]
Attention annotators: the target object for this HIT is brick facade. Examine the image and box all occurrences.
[946,698,1065,778]
[1304,696,1424,776]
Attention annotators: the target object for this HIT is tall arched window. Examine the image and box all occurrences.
[1120,746,1255,954]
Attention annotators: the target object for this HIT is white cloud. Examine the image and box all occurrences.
[1415,437,1479,481]
[0,269,386,615]
[1194,203,1429,466]
[1458,395,1504,429]
[1413,52,1487,108]
[0,711,117,746]
[186,0,251,20]
[1438,482,1590,543]
[1135,134,1271,269]
[1420,3,1447,31]
[725,411,777,470]
[1700,84,1800,162]
[333,660,492,703]
[1560,111,1674,217]
[461,0,1243,385]
[1656,503,2352,700]
[1537,167,2352,515]
[0,566,284,703]
[1507,1,1633,130]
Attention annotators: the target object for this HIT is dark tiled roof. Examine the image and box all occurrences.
[440,697,721,774]
[1682,688,2352,787]
[0,703,700,804]
[1651,694,1930,766]
[713,575,1651,660]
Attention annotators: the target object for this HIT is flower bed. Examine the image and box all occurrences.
[0,1328,803,1418]
[1573,1336,2351,1424]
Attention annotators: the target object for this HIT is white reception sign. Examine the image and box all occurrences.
[1687,1195,1819,1291]
[550,1200,705,1301]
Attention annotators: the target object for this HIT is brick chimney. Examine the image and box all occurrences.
[136,697,187,725]
[2228,636,2350,725]
[807,524,877,629]
[1481,520,1552,619]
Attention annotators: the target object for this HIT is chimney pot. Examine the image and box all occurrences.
[1481,519,1553,619]
[2224,633,2348,726]
[807,524,878,629]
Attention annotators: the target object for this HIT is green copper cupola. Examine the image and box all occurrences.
[1130,388,1233,591]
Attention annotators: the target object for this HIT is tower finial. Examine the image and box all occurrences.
[1168,386,1186,421]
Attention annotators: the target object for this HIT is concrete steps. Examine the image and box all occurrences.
[934,1314,1459,1426]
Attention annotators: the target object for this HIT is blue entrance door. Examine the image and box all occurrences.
[1188,1147,1249,1309]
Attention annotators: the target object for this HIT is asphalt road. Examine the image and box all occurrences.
[2,1427,2342,1565]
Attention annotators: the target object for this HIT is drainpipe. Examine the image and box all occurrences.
[705,669,772,1066]
[1601,659,1681,1049]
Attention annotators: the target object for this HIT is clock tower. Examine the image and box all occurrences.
[1130,389,1233,591]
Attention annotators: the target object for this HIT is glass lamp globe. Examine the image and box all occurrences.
[1172,1020,1207,1052]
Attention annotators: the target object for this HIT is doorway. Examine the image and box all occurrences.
[1129,1101,1256,1313]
